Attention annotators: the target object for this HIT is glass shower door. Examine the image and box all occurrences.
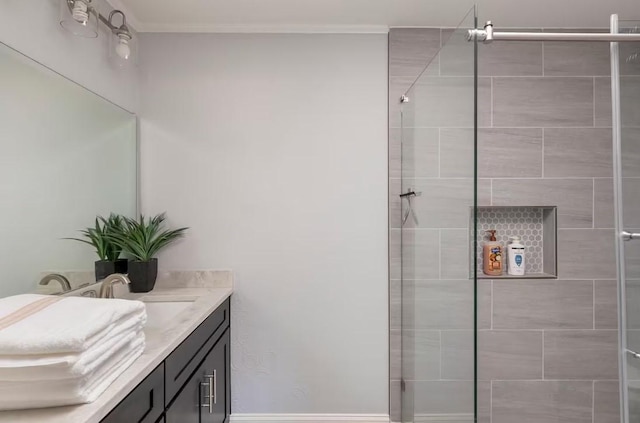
[612,15,640,423]
[399,6,478,423]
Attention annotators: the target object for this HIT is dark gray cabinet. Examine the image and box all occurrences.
[167,329,230,423]
[101,298,231,423]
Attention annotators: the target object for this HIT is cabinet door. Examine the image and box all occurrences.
[164,366,201,423]
[101,364,165,423]
[201,329,230,423]
[166,328,230,423]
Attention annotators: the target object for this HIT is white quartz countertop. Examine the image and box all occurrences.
[0,271,233,423]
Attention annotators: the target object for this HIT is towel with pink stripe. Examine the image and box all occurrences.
[0,294,147,410]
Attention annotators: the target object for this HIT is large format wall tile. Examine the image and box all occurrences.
[493,77,594,127]
[620,41,640,76]
[441,38,543,77]
[544,128,613,177]
[439,128,474,178]
[389,29,441,78]
[594,381,621,423]
[558,229,616,279]
[478,42,543,76]
[399,179,475,229]
[441,330,474,380]
[623,178,640,228]
[401,229,440,279]
[477,330,543,380]
[625,280,640,330]
[477,280,492,330]
[413,381,474,415]
[544,330,619,379]
[394,76,491,128]
[595,77,640,127]
[479,128,543,178]
[623,127,640,177]
[492,179,594,228]
[412,280,474,330]
[493,280,593,329]
[544,41,610,76]
[440,229,470,280]
[390,128,440,178]
[397,330,441,381]
[595,280,618,329]
[594,178,614,228]
[492,381,593,423]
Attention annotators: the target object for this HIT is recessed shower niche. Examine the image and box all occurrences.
[470,206,558,279]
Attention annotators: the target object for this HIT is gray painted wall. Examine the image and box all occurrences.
[389,28,640,423]
[139,33,389,415]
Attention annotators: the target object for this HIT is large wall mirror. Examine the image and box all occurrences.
[0,42,137,297]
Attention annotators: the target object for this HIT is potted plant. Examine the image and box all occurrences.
[108,213,188,293]
[65,214,128,281]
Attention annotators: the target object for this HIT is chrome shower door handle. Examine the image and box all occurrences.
[200,372,215,413]
[621,231,640,241]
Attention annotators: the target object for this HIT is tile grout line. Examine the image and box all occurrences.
[592,179,596,229]
[593,77,596,127]
[490,379,493,423]
[541,128,545,178]
[593,280,596,330]
[490,280,494,330]
[438,128,441,178]
[542,329,545,380]
[438,329,442,380]
[490,77,494,128]
[592,380,595,423]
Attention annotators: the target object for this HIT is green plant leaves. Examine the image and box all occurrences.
[105,213,188,262]
[63,213,126,261]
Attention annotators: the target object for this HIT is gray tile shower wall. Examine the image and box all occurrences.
[388,28,633,423]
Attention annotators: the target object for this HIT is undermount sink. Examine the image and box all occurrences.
[144,301,194,330]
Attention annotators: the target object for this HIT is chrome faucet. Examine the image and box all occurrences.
[39,273,72,292]
[99,274,131,298]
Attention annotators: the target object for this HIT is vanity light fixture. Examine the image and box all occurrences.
[60,0,135,66]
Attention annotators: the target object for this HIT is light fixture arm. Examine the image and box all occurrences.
[65,0,131,38]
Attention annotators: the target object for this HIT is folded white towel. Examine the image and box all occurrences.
[0,294,146,355]
[0,333,145,410]
[0,324,144,381]
[0,312,145,369]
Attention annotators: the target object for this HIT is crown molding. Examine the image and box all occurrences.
[134,23,390,34]
[103,0,143,31]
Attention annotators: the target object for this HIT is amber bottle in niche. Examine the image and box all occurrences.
[483,229,503,276]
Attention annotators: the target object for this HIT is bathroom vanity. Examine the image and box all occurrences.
[0,272,233,423]
[102,297,230,423]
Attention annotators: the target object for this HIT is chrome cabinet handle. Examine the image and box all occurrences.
[200,371,217,413]
[213,369,217,405]
[200,374,213,413]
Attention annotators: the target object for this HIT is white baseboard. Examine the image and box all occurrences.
[230,414,390,423]
[414,414,474,422]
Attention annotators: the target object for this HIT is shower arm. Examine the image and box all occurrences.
[468,21,640,43]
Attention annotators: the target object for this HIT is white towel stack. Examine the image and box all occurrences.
[0,294,147,410]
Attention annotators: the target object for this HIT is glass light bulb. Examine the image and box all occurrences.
[115,38,130,60]
[71,1,89,24]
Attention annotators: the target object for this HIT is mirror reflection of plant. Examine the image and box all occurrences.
[65,214,125,261]
[107,213,188,262]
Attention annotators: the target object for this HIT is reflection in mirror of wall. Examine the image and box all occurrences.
[0,42,137,298]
